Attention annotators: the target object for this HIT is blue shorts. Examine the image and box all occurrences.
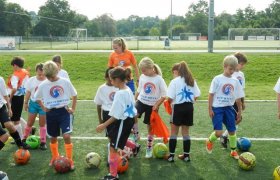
[28,100,46,115]
[126,79,135,94]
[212,106,236,132]
[46,107,73,137]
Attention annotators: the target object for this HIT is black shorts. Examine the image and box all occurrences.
[11,95,24,121]
[108,117,134,150]
[0,105,10,128]
[0,124,6,136]
[102,110,114,137]
[171,102,194,126]
[135,100,153,125]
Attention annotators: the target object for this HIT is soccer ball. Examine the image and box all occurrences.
[153,143,168,158]
[238,152,256,170]
[0,171,9,180]
[117,156,129,174]
[26,135,40,149]
[53,156,71,173]
[237,137,251,151]
[85,152,101,168]
[119,146,133,160]
[14,149,31,165]
[273,166,280,180]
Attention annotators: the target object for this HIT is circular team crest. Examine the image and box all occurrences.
[222,84,234,95]
[50,85,64,98]
[144,82,156,94]
[109,92,116,101]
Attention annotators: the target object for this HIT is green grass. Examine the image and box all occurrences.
[0,101,279,180]
[0,52,279,100]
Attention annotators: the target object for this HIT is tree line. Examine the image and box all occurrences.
[0,0,279,39]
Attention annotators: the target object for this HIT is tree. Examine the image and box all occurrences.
[95,14,116,37]
[214,12,235,39]
[0,0,6,35]
[85,19,100,37]
[149,27,160,36]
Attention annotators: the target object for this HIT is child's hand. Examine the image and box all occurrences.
[42,106,50,112]
[8,109,13,117]
[96,124,105,133]
[242,103,246,110]
[236,112,242,123]
[208,109,214,119]
[67,107,75,114]
[24,103,28,112]
[152,104,159,111]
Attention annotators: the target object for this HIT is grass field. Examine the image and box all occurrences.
[0,101,279,180]
[0,52,279,100]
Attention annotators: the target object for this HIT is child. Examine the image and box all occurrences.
[34,61,77,170]
[52,55,70,80]
[220,52,248,148]
[7,56,29,139]
[96,67,137,180]
[206,55,244,159]
[135,57,167,158]
[166,61,201,162]
[273,77,280,119]
[23,63,47,150]
[0,75,30,150]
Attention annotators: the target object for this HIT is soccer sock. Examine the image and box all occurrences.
[107,143,110,164]
[23,126,32,139]
[109,151,119,177]
[229,134,237,151]
[183,136,191,156]
[40,126,47,143]
[50,142,59,160]
[0,141,5,150]
[209,131,218,142]
[10,131,22,147]
[147,134,154,150]
[133,123,139,142]
[222,130,229,137]
[64,143,73,161]
[20,118,27,132]
[169,135,177,155]
[126,139,136,150]
[15,124,23,140]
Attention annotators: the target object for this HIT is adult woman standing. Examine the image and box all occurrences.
[108,37,139,94]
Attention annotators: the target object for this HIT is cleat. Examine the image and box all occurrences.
[69,159,75,170]
[166,154,174,162]
[145,148,153,158]
[178,154,190,162]
[230,151,239,160]
[133,144,141,157]
[206,139,213,154]
[39,143,47,150]
[220,135,228,149]
[31,126,36,135]
[49,157,58,167]
[21,141,30,149]
[101,174,119,180]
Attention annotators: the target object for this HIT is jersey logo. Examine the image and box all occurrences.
[222,84,234,95]
[177,86,194,102]
[143,82,156,95]
[237,76,243,85]
[109,92,116,101]
[50,85,64,98]
[124,103,136,117]
[118,60,125,67]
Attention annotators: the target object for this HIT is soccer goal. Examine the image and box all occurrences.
[0,36,16,50]
[179,33,201,41]
[228,28,280,49]
[67,28,87,42]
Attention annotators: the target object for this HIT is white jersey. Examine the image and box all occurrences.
[9,74,29,96]
[273,77,280,93]
[109,88,137,120]
[209,74,244,107]
[232,71,245,90]
[0,77,8,108]
[94,83,119,111]
[58,69,70,80]
[167,77,201,104]
[137,74,167,106]
[34,78,77,109]
[25,76,45,101]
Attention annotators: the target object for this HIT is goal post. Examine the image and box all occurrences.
[179,33,201,40]
[67,28,87,42]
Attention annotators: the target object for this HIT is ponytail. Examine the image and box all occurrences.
[173,61,194,86]
[153,64,162,76]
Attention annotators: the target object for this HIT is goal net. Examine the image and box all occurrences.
[179,33,201,40]
[228,28,280,48]
[67,28,87,42]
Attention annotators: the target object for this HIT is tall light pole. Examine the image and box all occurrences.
[208,0,214,53]
[170,0,173,40]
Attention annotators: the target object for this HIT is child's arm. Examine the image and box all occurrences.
[235,98,242,124]
[4,95,12,117]
[96,116,116,133]
[277,93,280,119]
[208,93,214,119]
[68,96,77,114]
[135,92,139,101]
[36,100,49,112]
[24,91,31,112]
[96,105,102,124]
[153,97,165,111]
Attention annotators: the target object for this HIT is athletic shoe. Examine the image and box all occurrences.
[39,143,47,150]
[178,154,190,162]
[101,174,119,180]
[21,141,30,149]
[49,157,56,166]
[31,126,36,135]
[69,159,75,170]
[230,151,239,160]
[133,144,141,157]
[220,135,228,149]
[206,139,213,154]
[166,154,174,162]
[145,148,153,158]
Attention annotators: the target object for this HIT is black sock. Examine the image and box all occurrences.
[169,138,177,154]
[183,139,191,155]
[0,141,5,150]
[10,131,22,147]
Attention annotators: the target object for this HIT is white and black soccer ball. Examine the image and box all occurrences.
[85,152,101,168]
[0,171,8,180]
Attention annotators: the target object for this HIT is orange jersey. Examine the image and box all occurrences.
[108,50,137,68]
[7,68,29,89]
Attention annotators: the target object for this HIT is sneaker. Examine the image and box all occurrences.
[69,159,75,170]
[133,144,141,157]
[166,154,174,162]
[145,148,153,158]
[230,151,239,160]
[178,154,190,162]
[101,174,119,180]
[31,126,36,135]
[220,135,228,149]
[39,143,47,150]
[21,141,30,149]
[206,139,213,154]
[49,157,56,166]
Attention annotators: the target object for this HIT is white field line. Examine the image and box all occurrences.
[60,136,280,141]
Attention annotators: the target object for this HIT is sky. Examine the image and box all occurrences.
[7,0,274,20]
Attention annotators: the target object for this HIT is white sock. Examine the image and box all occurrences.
[20,117,27,132]
[15,124,23,140]
[222,130,229,137]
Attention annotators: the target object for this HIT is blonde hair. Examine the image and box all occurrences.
[138,57,162,76]
[172,61,194,86]
[43,61,58,78]
[223,55,238,68]
[113,37,127,52]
